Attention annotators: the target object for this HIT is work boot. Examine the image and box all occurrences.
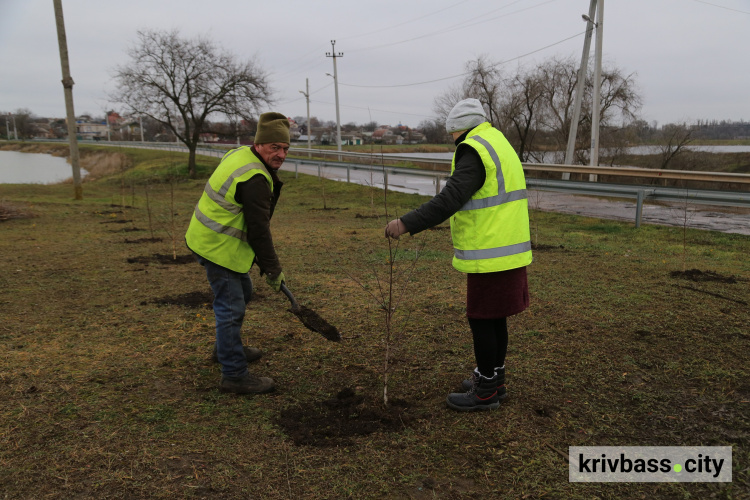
[446,373,502,412]
[219,373,275,395]
[212,344,263,364]
[461,366,506,400]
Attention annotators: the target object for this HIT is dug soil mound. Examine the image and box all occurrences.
[277,388,412,447]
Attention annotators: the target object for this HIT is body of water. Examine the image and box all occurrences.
[388,145,750,161]
[0,150,76,184]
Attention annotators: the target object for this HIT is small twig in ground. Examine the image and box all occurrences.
[545,442,571,463]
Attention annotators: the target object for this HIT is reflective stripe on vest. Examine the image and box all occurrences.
[454,240,532,261]
[459,134,527,211]
[202,163,260,216]
[193,205,246,241]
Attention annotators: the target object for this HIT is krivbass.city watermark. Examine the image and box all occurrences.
[569,446,732,482]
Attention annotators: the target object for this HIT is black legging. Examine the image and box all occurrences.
[469,317,508,378]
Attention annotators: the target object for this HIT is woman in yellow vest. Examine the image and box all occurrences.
[385,98,532,412]
[185,112,291,395]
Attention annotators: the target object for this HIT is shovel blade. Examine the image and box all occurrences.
[288,305,341,342]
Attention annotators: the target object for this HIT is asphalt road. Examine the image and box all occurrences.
[529,190,750,236]
[293,162,750,236]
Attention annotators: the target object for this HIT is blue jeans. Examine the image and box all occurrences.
[194,254,253,379]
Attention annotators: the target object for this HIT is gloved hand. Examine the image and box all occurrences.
[385,219,407,239]
[265,271,286,292]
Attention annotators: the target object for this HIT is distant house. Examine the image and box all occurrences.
[31,121,55,139]
[75,119,108,139]
[294,134,316,145]
[342,135,362,146]
[382,134,403,145]
[372,128,391,142]
[199,132,220,143]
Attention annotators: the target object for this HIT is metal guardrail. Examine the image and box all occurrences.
[289,147,750,186]
[286,155,750,228]
[525,178,750,228]
[33,140,750,227]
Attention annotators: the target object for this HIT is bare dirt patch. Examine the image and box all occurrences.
[0,202,36,222]
[670,268,741,283]
[141,290,213,309]
[124,237,164,244]
[277,387,412,447]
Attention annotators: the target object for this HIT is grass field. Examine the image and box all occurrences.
[0,145,748,498]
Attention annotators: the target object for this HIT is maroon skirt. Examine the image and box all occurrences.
[466,266,529,319]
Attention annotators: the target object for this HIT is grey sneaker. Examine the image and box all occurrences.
[212,345,263,364]
[219,373,275,394]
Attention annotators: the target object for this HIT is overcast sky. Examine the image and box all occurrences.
[1,0,748,129]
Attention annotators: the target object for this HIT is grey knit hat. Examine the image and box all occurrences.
[445,98,487,133]
[254,112,290,144]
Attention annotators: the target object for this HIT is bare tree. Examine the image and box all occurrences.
[434,56,642,164]
[504,66,546,162]
[537,57,583,157]
[657,122,694,170]
[463,55,503,126]
[433,84,464,126]
[110,29,272,177]
[417,118,449,144]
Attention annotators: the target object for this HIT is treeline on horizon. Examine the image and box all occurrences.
[1,108,749,144]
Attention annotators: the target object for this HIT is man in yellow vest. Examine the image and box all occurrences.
[185,112,291,395]
[385,98,532,411]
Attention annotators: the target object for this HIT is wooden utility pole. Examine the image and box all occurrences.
[326,40,343,155]
[53,0,83,200]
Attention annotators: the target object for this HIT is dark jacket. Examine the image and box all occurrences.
[234,147,284,277]
[400,130,486,234]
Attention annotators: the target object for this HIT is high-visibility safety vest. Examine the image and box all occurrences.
[185,146,272,273]
[450,122,532,273]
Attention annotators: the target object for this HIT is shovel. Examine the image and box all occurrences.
[280,283,341,342]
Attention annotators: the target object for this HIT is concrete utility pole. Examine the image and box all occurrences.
[140,116,145,142]
[299,78,312,157]
[326,40,343,154]
[11,113,18,140]
[4,114,9,140]
[563,0,597,180]
[53,0,82,200]
[589,0,604,182]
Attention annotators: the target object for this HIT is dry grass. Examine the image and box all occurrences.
[0,146,748,499]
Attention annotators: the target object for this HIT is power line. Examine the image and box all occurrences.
[338,30,586,89]
[310,99,436,120]
[272,0,478,77]
[690,0,750,15]
[345,0,559,54]
[338,0,471,41]
[276,82,333,106]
